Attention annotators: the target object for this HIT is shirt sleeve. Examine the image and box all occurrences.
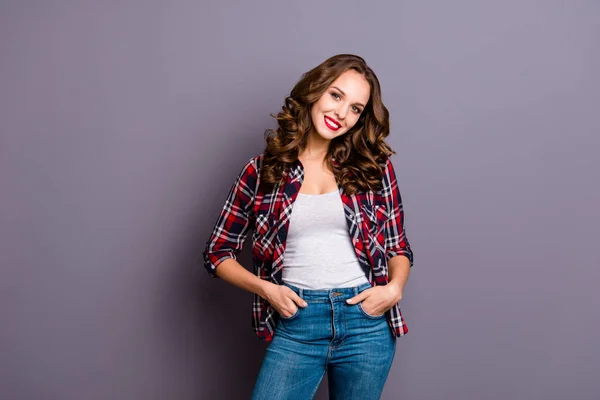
[202,158,258,277]
[382,157,414,267]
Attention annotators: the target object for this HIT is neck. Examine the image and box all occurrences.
[301,129,330,162]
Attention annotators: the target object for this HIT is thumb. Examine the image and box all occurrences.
[291,293,308,308]
[346,291,369,304]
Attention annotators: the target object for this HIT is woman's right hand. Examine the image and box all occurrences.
[262,282,308,318]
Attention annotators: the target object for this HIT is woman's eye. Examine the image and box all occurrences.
[352,106,361,114]
[331,92,341,100]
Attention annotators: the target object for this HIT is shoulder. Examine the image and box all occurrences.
[381,156,395,172]
[237,154,264,177]
[381,156,396,180]
[379,156,400,194]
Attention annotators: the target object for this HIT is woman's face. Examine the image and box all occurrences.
[309,69,371,141]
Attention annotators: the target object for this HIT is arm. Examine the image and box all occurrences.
[383,157,413,296]
[382,157,414,269]
[202,158,306,316]
[387,255,411,301]
[203,158,258,277]
[347,157,414,311]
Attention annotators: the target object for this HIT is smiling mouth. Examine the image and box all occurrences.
[324,116,341,131]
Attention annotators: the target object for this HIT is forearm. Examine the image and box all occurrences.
[214,257,274,299]
[387,255,411,294]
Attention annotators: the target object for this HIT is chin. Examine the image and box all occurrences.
[315,125,344,140]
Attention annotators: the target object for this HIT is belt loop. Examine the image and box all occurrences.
[298,287,303,299]
[354,286,359,296]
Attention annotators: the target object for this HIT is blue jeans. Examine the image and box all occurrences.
[251,283,396,400]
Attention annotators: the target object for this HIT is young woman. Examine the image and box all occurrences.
[203,54,414,399]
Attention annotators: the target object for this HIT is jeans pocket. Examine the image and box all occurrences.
[279,306,300,321]
[357,302,385,319]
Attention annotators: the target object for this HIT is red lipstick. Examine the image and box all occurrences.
[324,116,341,131]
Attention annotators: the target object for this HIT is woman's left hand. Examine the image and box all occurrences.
[346,284,402,316]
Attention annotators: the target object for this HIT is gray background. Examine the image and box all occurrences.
[1,1,598,399]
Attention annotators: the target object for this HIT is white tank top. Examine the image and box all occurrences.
[281,190,370,289]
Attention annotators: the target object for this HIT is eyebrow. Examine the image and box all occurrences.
[331,86,366,108]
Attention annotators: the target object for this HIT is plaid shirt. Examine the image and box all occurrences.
[203,154,414,342]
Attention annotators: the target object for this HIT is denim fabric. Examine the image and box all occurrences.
[251,283,396,400]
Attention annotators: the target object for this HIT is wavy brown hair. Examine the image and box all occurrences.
[260,54,395,195]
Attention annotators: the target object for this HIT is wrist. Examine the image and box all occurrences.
[256,279,275,300]
[386,280,403,301]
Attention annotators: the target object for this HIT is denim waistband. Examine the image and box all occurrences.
[283,282,372,301]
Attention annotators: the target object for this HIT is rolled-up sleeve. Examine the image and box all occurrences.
[382,158,414,267]
[203,158,258,277]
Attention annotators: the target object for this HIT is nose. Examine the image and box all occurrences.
[335,105,347,120]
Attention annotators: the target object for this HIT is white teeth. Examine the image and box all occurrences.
[327,117,340,128]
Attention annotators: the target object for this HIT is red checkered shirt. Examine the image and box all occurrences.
[203,154,414,341]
